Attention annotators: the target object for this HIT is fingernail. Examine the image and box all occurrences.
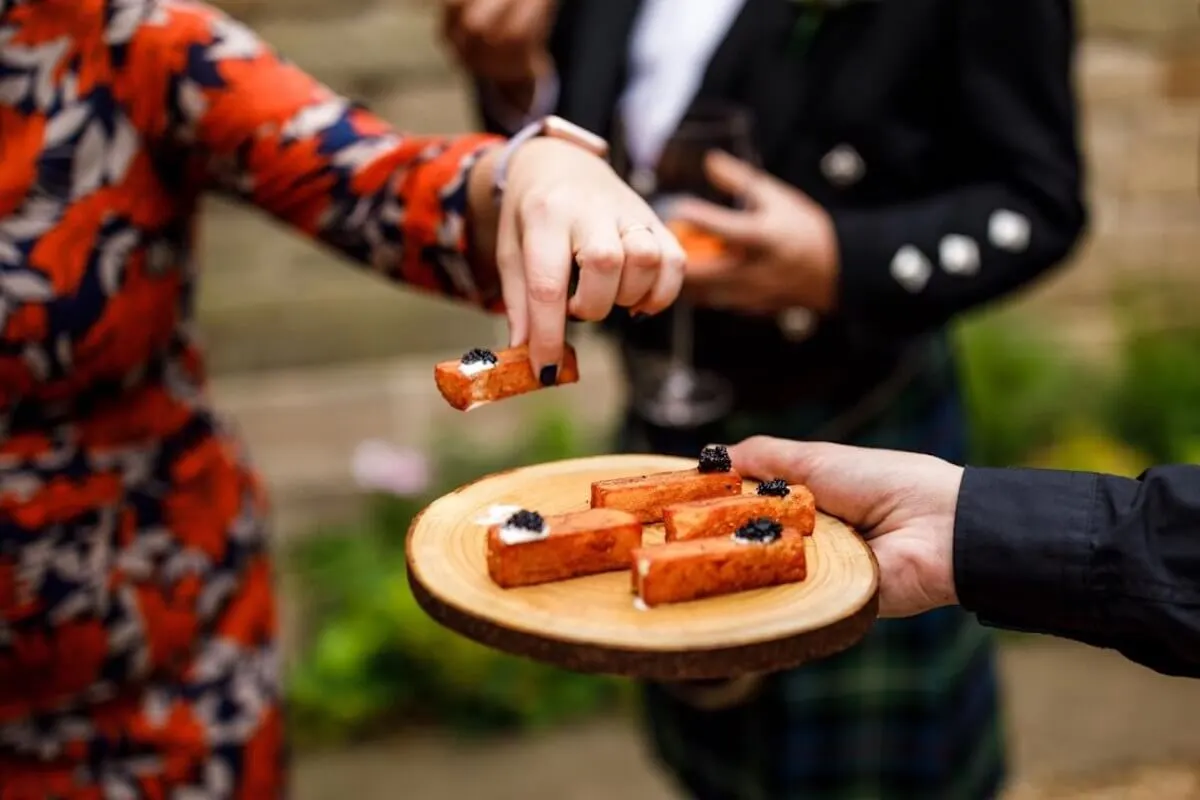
[539,365,558,386]
[631,311,648,322]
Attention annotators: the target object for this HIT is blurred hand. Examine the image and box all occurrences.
[441,0,556,84]
[729,437,964,618]
[469,138,686,381]
[671,151,839,315]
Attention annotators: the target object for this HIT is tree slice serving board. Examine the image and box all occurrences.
[406,454,879,680]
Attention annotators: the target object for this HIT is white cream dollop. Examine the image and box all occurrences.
[459,359,496,377]
[498,521,549,545]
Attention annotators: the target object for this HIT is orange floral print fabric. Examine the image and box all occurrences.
[0,0,502,795]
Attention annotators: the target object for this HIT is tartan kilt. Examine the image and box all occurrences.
[616,337,1007,800]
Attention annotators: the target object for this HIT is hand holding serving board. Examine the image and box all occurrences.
[405,452,879,680]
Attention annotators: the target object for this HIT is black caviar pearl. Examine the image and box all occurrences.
[698,444,732,473]
[505,509,545,531]
[734,517,782,544]
[461,347,498,365]
[756,479,790,498]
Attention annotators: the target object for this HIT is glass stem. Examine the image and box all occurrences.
[671,299,694,370]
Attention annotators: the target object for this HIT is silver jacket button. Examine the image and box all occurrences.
[988,209,1032,253]
[778,307,817,341]
[890,245,932,293]
[821,144,865,187]
[938,234,981,275]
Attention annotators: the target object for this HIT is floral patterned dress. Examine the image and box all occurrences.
[0,1,500,795]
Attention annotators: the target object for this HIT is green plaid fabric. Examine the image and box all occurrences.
[616,335,1007,800]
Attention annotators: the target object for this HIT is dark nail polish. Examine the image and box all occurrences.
[539,364,558,386]
[631,312,648,322]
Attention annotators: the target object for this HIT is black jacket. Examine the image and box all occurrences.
[956,465,1200,678]
[474,0,1088,411]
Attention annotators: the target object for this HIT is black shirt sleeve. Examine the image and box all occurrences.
[954,465,1200,678]
[829,0,1086,337]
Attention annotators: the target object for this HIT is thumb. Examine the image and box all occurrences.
[703,149,774,205]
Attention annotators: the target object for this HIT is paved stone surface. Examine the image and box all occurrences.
[292,639,1200,799]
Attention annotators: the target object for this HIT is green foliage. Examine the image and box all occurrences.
[1104,324,1200,464]
[956,303,1200,471]
[955,313,1106,467]
[284,408,634,747]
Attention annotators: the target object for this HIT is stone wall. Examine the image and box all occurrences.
[1047,0,1200,352]
[190,0,1200,533]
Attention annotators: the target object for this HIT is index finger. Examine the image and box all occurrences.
[670,199,759,246]
[519,203,572,384]
[682,253,741,282]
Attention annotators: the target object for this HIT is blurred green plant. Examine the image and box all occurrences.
[1098,277,1200,466]
[955,301,1200,473]
[955,312,1111,468]
[1104,324,1200,465]
[284,407,635,747]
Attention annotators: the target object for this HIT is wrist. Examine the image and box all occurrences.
[469,118,607,264]
[465,142,506,280]
[934,520,960,610]
[940,466,965,608]
[491,117,609,204]
[780,206,839,314]
[807,207,840,313]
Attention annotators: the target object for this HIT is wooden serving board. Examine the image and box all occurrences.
[406,454,879,680]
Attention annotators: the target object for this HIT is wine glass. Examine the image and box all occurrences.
[613,102,759,429]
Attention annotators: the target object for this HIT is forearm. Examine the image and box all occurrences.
[145,0,511,308]
[954,465,1200,678]
[464,143,503,285]
[384,133,507,306]
[829,182,1085,337]
[233,107,507,308]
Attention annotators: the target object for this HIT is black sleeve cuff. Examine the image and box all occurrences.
[953,466,1104,639]
[829,203,994,340]
[827,189,1083,342]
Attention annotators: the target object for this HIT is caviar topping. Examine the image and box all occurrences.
[504,509,545,532]
[733,517,782,544]
[461,347,498,366]
[697,444,732,473]
[756,479,790,498]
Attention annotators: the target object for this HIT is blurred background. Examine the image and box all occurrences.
[197,0,1200,797]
